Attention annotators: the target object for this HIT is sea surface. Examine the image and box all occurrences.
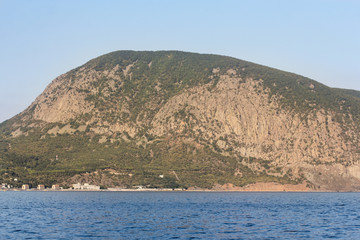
[1,191,360,239]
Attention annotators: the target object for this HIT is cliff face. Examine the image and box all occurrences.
[150,73,351,165]
[1,50,360,190]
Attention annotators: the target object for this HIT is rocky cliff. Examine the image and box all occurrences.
[1,50,360,190]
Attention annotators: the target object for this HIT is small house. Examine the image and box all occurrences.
[22,184,29,190]
[37,184,45,190]
[52,184,60,190]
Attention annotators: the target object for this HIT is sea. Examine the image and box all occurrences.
[1,191,360,239]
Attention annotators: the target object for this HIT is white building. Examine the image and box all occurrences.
[72,183,100,190]
[72,183,82,189]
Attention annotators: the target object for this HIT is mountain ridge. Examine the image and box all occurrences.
[1,50,360,191]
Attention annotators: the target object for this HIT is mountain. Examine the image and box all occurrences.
[1,50,360,191]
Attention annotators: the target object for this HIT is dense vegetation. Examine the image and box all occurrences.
[0,130,298,188]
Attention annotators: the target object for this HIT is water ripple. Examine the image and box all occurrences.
[1,192,360,239]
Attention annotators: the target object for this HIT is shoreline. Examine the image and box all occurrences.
[0,181,351,192]
[0,188,351,193]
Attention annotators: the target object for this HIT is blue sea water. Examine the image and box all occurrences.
[1,192,360,239]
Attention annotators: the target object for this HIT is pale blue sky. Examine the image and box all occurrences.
[0,0,359,123]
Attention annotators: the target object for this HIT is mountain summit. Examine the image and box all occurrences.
[1,50,360,190]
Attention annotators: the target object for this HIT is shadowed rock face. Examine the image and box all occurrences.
[2,50,360,190]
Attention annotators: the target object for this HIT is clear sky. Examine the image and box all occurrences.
[0,0,359,123]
